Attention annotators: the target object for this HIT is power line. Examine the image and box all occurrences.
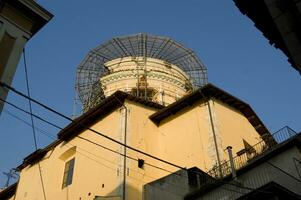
[3,108,120,170]
[0,97,267,196]
[3,108,190,196]
[0,98,62,130]
[0,90,267,196]
[3,107,211,197]
[22,49,47,200]
[0,81,184,170]
[23,49,38,150]
[5,107,241,198]
[0,97,174,175]
[0,84,273,195]
[267,161,301,183]
[3,109,55,141]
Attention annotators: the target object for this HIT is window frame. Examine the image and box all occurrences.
[62,158,75,189]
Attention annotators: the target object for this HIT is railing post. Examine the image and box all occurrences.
[227,146,237,179]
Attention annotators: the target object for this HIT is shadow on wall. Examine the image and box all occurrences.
[93,183,141,200]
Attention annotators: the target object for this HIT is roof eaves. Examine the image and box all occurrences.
[0,183,17,199]
[1,0,53,36]
[150,83,270,137]
[57,91,127,141]
[17,139,61,170]
[58,91,163,141]
[17,91,163,171]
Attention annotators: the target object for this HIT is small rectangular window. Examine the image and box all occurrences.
[62,158,75,188]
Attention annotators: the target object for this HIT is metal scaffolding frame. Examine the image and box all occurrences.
[76,33,208,111]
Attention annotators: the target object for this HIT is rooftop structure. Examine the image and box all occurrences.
[76,33,208,112]
[234,0,301,75]
[0,0,53,114]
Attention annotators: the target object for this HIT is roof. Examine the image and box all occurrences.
[17,140,61,170]
[234,0,301,75]
[17,91,164,170]
[0,183,17,200]
[58,91,163,141]
[150,83,270,138]
[16,84,270,170]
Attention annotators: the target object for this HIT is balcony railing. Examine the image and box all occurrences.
[207,126,297,178]
[200,159,301,200]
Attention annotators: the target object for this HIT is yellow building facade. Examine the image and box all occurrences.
[11,84,268,200]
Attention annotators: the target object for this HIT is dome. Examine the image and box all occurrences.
[76,33,208,111]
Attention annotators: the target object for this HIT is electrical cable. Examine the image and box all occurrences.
[0,80,184,171]
[267,161,301,183]
[0,97,174,175]
[1,97,269,196]
[3,108,190,196]
[4,109,244,199]
[22,49,47,200]
[1,97,268,196]
[3,108,121,170]
[3,109,55,141]
[23,49,38,150]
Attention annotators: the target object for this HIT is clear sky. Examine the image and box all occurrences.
[0,0,300,187]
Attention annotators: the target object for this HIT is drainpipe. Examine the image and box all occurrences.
[122,105,128,200]
[206,99,223,178]
[114,96,128,200]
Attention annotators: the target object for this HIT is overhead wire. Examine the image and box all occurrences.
[2,98,245,196]
[0,97,174,175]
[5,106,244,198]
[0,80,184,170]
[0,84,273,195]
[3,109,55,141]
[2,101,268,196]
[22,49,47,200]
[3,108,190,196]
[0,45,270,199]
[3,108,120,170]
[0,97,268,196]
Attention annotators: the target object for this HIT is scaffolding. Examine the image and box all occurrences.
[76,33,208,111]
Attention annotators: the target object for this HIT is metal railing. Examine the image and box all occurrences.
[207,126,297,178]
[201,160,301,200]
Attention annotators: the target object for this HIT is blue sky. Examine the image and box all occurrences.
[0,0,300,187]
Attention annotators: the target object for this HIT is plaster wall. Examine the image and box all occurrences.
[14,98,264,200]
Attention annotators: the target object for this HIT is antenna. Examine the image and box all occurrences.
[2,169,18,188]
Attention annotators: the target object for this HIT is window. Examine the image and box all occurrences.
[62,158,75,188]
